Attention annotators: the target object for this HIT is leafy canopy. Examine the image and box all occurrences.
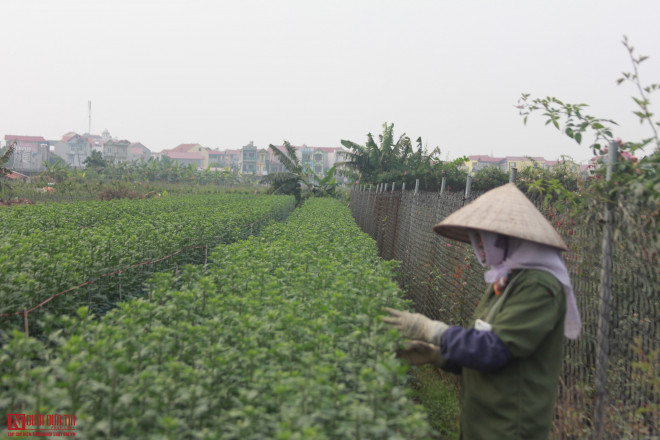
[339,122,467,191]
[516,35,659,261]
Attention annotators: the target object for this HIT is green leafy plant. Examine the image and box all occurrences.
[471,165,509,191]
[516,36,659,261]
[0,194,295,334]
[261,141,306,204]
[340,122,468,192]
[307,163,338,197]
[1,198,438,438]
[0,140,16,179]
[630,337,660,435]
[82,150,109,170]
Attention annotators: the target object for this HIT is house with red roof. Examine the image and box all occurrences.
[167,151,206,168]
[4,135,50,173]
[161,143,208,168]
[53,133,92,168]
[128,143,151,162]
[207,148,224,167]
[84,133,105,154]
[503,156,546,172]
[4,171,30,182]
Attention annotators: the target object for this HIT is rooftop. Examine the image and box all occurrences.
[5,135,47,142]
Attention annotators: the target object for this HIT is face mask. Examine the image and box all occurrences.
[468,230,507,267]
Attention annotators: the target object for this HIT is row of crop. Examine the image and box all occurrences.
[0,193,276,233]
[0,194,295,318]
[1,198,433,439]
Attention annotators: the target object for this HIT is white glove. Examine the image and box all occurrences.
[396,340,447,367]
[383,307,448,345]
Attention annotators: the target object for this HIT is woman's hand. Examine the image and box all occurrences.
[383,307,448,345]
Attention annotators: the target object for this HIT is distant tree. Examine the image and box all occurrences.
[83,150,109,169]
[0,141,16,178]
[340,123,415,184]
[0,141,16,191]
[471,166,509,191]
[340,123,468,192]
[41,160,71,183]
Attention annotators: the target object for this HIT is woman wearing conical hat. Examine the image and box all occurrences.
[384,183,581,440]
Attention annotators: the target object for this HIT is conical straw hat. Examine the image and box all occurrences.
[433,183,568,251]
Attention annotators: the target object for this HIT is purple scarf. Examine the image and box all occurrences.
[469,230,581,339]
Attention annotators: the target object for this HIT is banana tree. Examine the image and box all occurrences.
[261,141,309,204]
[0,141,16,177]
[307,163,338,197]
[339,122,414,184]
[41,159,72,183]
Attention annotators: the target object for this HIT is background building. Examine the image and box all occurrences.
[464,155,549,173]
[53,133,91,168]
[239,142,257,173]
[128,143,151,162]
[4,135,50,174]
[103,140,131,164]
[160,144,208,169]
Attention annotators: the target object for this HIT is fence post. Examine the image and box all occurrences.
[87,278,94,314]
[384,183,388,192]
[509,166,518,183]
[402,182,406,192]
[392,182,395,192]
[145,250,152,299]
[440,177,447,195]
[593,141,618,440]
[414,179,419,195]
[465,175,472,199]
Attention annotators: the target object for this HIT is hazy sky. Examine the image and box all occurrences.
[2,0,659,163]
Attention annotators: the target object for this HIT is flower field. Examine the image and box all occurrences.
[1,198,432,439]
[0,194,295,328]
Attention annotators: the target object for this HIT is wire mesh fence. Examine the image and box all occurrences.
[350,186,658,440]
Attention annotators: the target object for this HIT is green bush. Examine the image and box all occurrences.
[1,198,435,439]
[0,194,295,328]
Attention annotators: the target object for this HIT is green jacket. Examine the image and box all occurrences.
[460,269,566,440]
